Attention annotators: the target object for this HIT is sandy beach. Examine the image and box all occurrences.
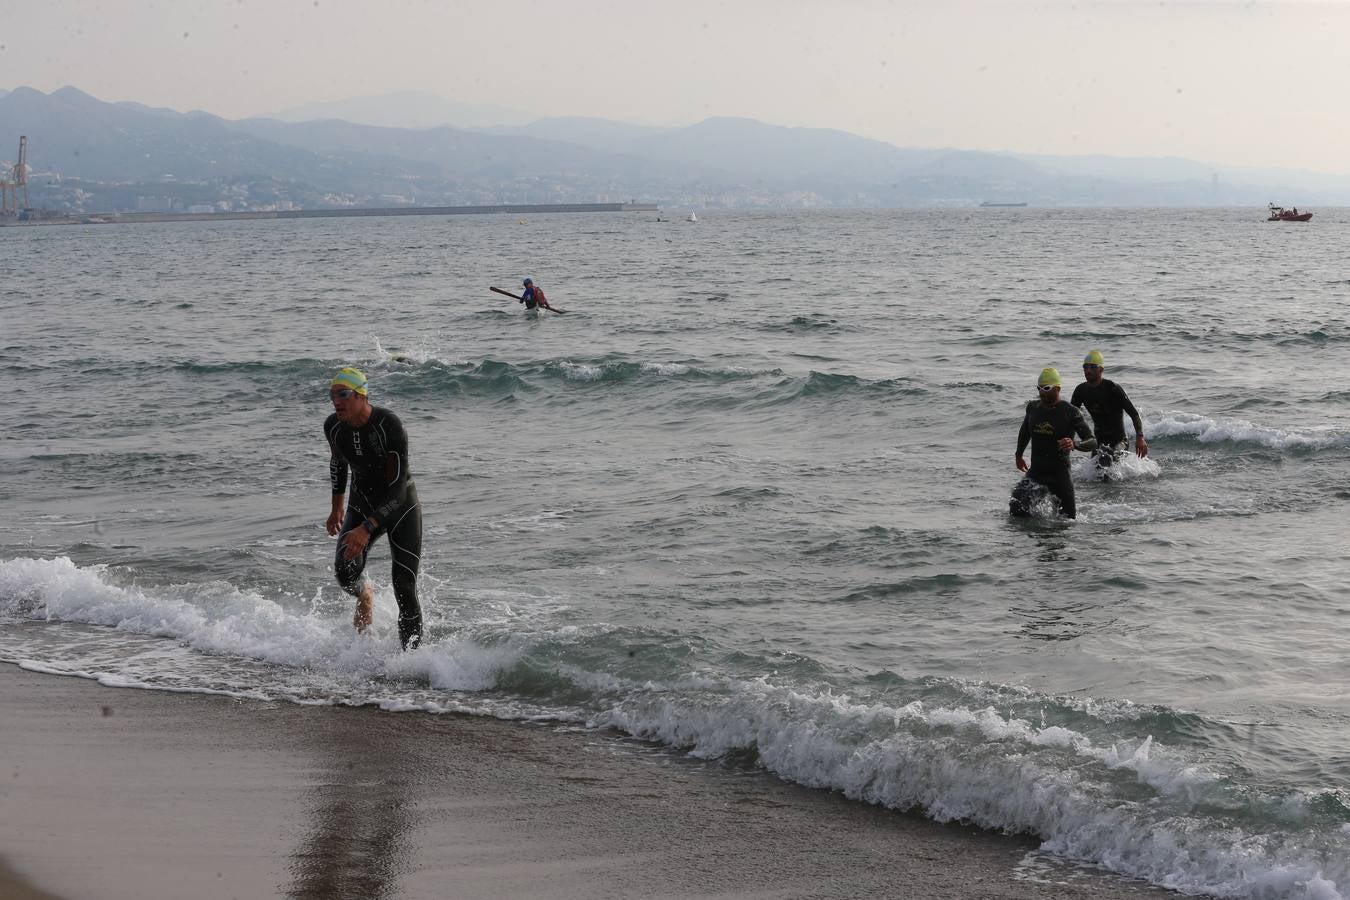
[0,662,1177,899]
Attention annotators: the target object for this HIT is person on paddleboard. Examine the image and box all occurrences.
[520,277,560,313]
[324,367,423,649]
[1011,367,1098,519]
[1070,350,1148,476]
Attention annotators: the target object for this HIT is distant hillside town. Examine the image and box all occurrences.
[3,86,1350,218]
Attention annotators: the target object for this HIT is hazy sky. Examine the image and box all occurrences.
[6,0,1350,172]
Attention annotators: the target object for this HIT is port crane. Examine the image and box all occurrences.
[1,136,29,215]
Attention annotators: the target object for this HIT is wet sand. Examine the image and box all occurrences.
[0,662,1177,899]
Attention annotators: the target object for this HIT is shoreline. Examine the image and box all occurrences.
[0,662,1177,899]
[0,201,659,229]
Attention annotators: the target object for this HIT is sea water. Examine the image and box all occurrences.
[2,208,1347,898]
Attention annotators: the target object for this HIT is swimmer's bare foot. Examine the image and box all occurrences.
[353,586,374,633]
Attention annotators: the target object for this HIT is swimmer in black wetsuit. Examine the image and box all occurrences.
[1012,367,1098,519]
[1070,349,1148,474]
[324,367,423,649]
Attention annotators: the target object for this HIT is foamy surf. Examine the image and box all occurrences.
[1146,411,1347,451]
[1,555,1344,899]
[596,686,1346,899]
[1071,447,1162,481]
[0,556,525,699]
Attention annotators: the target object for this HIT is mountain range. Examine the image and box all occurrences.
[268,91,535,130]
[3,86,1348,214]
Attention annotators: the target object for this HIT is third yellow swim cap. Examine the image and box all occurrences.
[1037,367,1062,388]
[1083,350,1104,367]
[331,367,368,396]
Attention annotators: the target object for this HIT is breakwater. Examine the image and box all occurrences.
[2,201,659,227]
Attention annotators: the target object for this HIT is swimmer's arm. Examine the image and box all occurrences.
[326,431,348,495]
[1015,411,1032,469]
[1116,384,1145,439]
[325,426,349,535]
[1070,407,1098,452]
[326,493,346,536]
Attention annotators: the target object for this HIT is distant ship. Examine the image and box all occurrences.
[979,201,1028,207]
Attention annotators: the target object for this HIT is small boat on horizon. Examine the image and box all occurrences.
[1267,203,1312,222]
[687,211,698,222]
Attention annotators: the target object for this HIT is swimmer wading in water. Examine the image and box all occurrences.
[324,367,423,649]
[1011,367,1098,519]
[1070,349,1148,474]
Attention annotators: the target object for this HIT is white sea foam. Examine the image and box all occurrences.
[371,335,434,366]
[1,556,1344,899]
[1146,411,1347,451]
[1071,448,1162,482]
[641,362,691,376]
[0,556,524,695]
[643,361,780,379]
[592,681,1347,900]
[384,635,519,692]
[1074,499,1161,525]
[559,361,603,381]
[487,509,573,532]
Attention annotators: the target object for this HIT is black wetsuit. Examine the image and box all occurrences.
[325,406,423,649]
[1070,379,1144,467]
[1012,399,1097,519]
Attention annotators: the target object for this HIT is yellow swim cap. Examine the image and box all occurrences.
[331,367,368,396]
[1083,350,1104,367]
[1037,367,1062,388]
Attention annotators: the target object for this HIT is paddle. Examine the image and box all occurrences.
[489,285,566,314]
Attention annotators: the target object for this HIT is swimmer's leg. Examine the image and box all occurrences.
[386,501,423,650]
[1046,471,1077,519]
[1094,440,1128,482]
[335,508,376,632]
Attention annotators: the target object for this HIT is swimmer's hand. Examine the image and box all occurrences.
[341,527,370,561]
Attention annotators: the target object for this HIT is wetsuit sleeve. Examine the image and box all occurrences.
[1071,405,1098,452]
[368,412,415,525]
[1114,383,1144,437]
[326,418,348,496]
[1070,384,1085,408]
[1016,403,1032,456]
